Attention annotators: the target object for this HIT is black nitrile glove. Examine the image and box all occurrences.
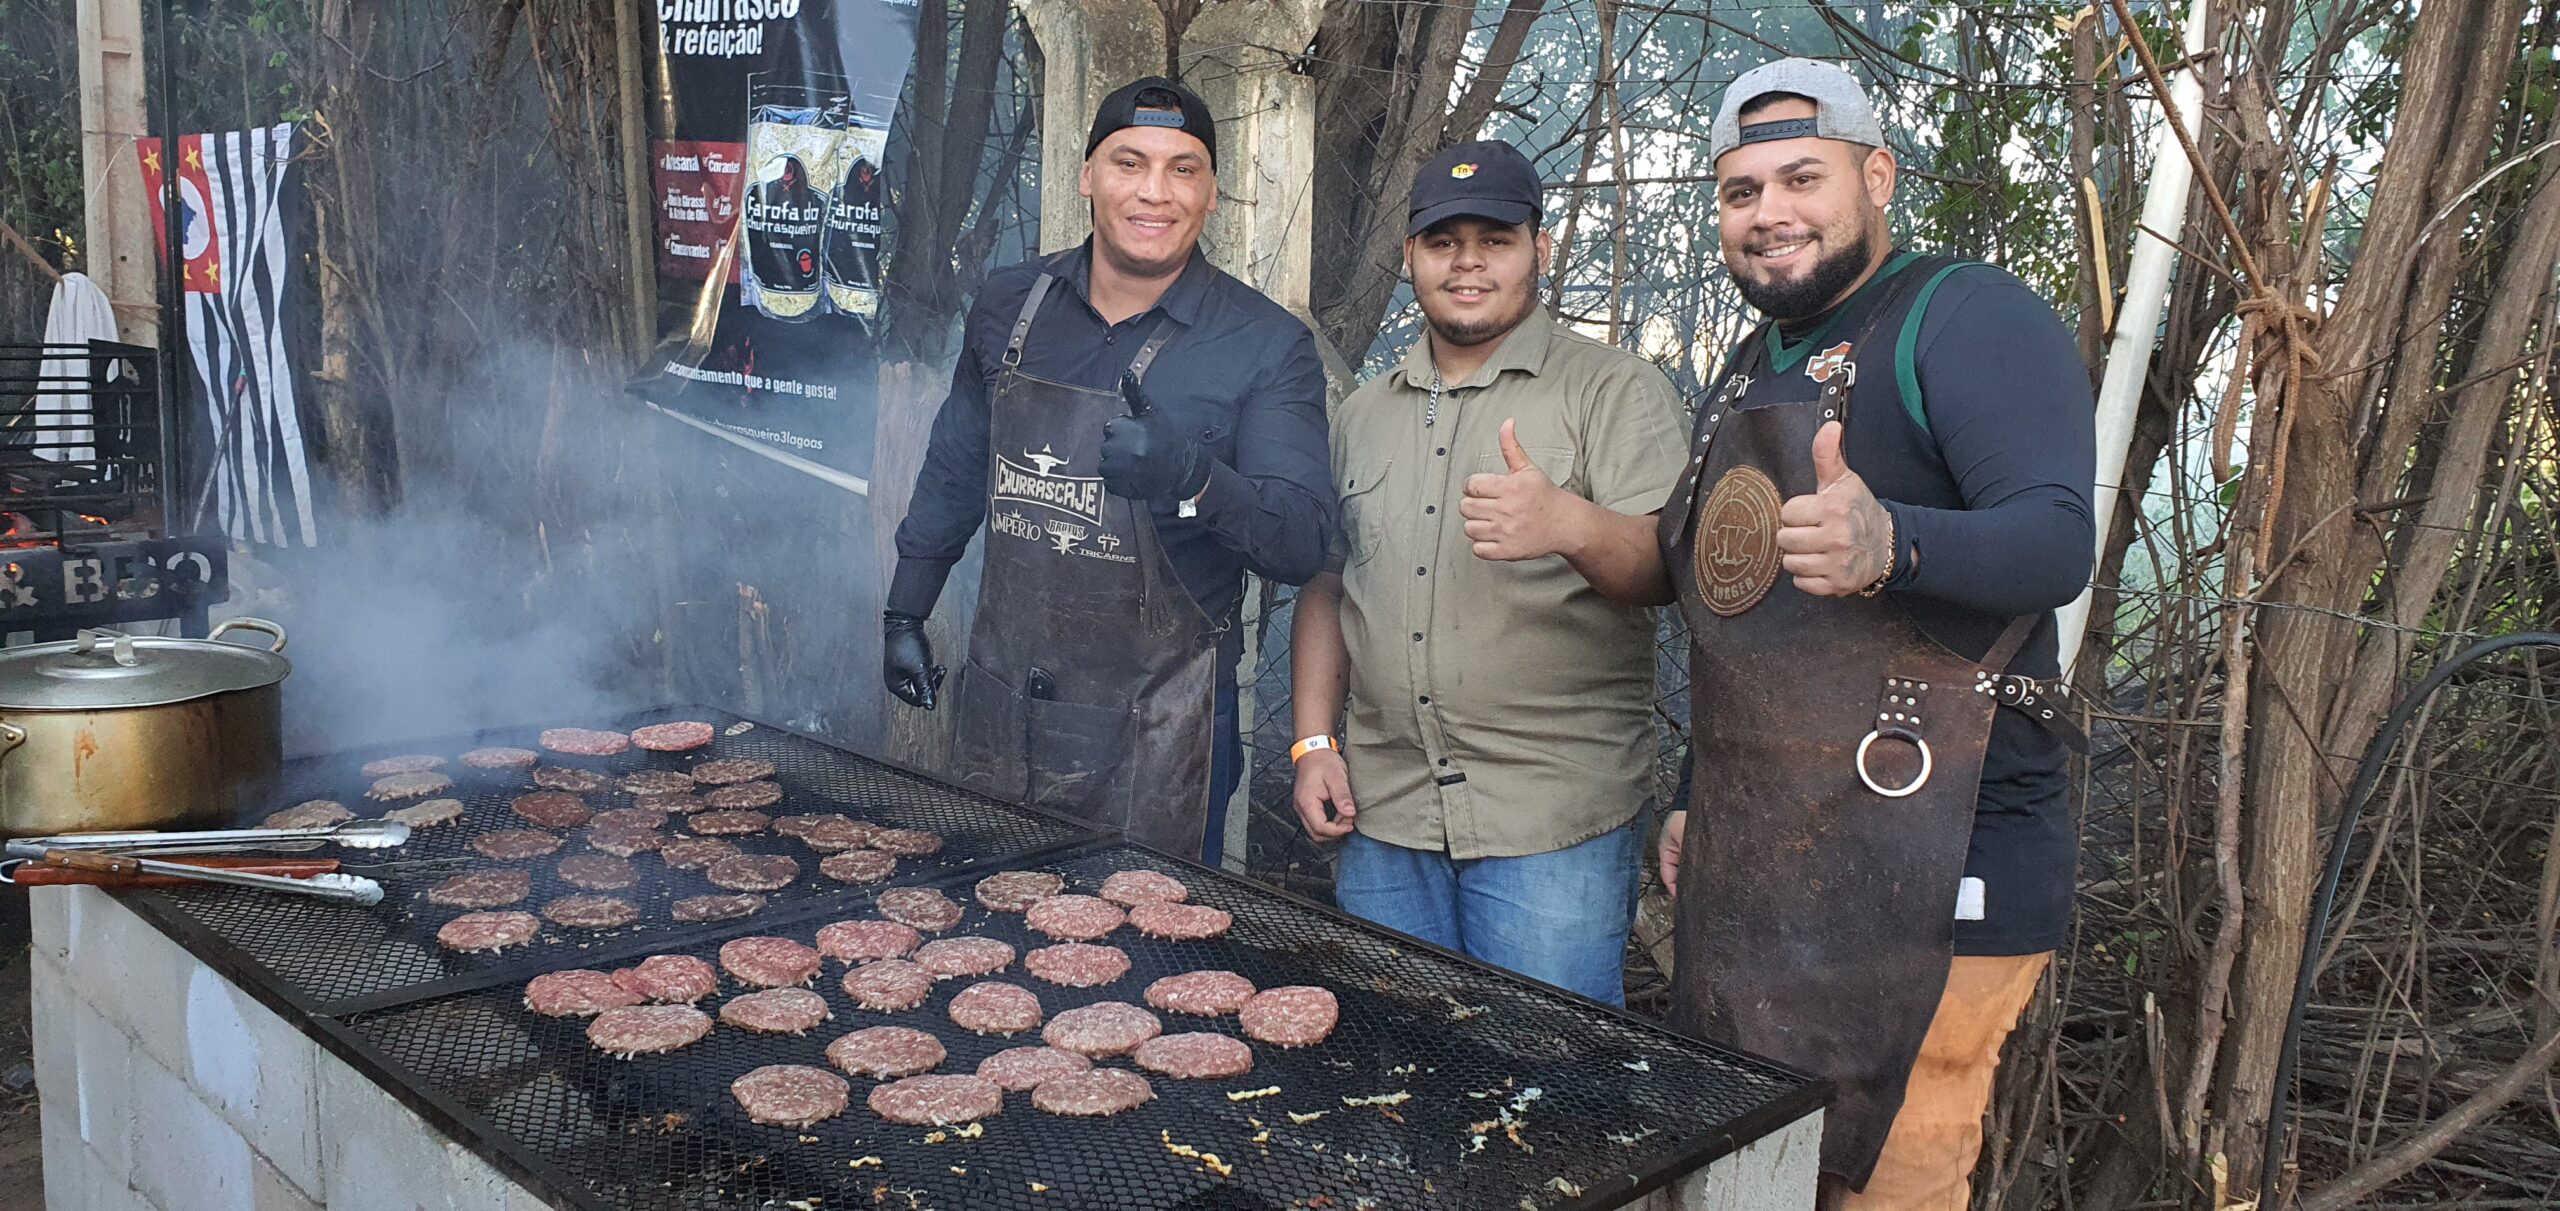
[882,611,944,710]
[1099,373,1212,503]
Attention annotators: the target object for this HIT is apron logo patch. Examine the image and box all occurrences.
[1696,465,1783,617]
[1805,342,1854,384]
[994,446,1106,527]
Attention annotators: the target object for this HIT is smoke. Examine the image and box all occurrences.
[226,339,683,758]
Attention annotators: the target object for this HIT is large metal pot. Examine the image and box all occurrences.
[0,618,290,838]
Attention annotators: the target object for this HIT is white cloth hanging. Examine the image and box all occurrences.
[35,271,116,464]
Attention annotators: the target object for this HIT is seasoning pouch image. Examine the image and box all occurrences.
[740,90,830,322]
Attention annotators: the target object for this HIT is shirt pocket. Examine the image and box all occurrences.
[1475,445,1580,495]
[1338,456,1394,568]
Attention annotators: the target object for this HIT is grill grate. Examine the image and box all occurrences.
[329,841,1823,1210]
[128,706,1093,1014]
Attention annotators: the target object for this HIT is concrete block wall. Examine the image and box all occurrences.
[29,887,557,1211]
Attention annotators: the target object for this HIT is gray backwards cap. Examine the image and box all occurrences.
[1709,58,1888,163]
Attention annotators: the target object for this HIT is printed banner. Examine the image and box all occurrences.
[635,0,920,481]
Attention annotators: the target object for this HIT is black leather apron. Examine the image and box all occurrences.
[949,274,1218,858]
[1658,259,2033,1188]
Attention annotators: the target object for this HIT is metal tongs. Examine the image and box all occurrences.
[2,819,417,906]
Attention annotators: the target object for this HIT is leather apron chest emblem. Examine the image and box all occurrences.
[1696,464,1784,617]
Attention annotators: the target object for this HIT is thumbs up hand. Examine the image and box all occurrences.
[1460,420,1574,562]
[1775,420,1895,596]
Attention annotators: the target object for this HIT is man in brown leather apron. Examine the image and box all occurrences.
[883,78,1335,863]
[1655,60,2096,1208]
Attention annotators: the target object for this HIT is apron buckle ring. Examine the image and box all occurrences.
[1855,727,1934,798]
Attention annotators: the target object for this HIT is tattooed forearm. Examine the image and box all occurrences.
[1842,493,1892,589]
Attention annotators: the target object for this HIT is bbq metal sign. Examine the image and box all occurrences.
[0,539,228,624]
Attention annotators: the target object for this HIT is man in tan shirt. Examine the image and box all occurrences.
[1288,140,1688,1005]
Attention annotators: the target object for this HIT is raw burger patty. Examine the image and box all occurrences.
[974,870,1065,912]
[1145,970,1256,1016]
[719,987,832,1034]
[689,810,771,836]
[947,981,1042,1035]
[426,869,531,909]
[867,1074,1001,1126]
[819,850,896,884]
[703,781,783,811]
[841,959,933,1011]
[877,887,964,932]
[634,792,707,814]
[817,919,921,964]
[437,911,539,953]
[471,830,563,861]
[797,817,874,852]
[587,1004,711,1058]
[523,969,641,1017]
[975,1045,1091,1092]
[617,769,695,795]
[869,828,943,856]
[659,837,738,870]
[690,757,774,785]
[541,894,639,929]
[585,826,662,857]
[1238,986,1339,1048]
[262,800,351,830]
[612,955,717,1003]
[1041,1002,1162,1057]
[631,720,716,752]
[826,1025,946,1078]
[732,1064,848,1128]
[558,854,638,891]
[1030,1069,1154,1117]
[917,937,1015,980]
[459,746,539,770]
[720,936,821,989]
[530,766,608,793]
[1130,902,1233,941]
[1024,943,1130,989]
[361,754,446,778]
[539,728,630,757]
[1025,895,1125,942]
[706,853,799,892]
[510,791,591,829]
[672,894,766,922]
[1134,1032,1254,1079]
[1099,869,1190,906]
[385,798,464,828]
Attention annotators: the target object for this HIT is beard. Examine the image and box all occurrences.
[1422,283,1539,348]
[1734,220,1876,321]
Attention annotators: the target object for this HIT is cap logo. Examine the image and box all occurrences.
[1739,117,1822,145]
[1131,110,1187,130]
[1450,163,1478,179]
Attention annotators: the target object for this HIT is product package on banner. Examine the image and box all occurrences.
[637,0,918,480]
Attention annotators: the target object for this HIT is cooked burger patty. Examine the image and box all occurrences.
[672,893,766,923]
[688,810,771,836]
[706,853,799,892]
[384,798,465,829]
[530,766,608,793]
[584,826,663,858]
[819,850,897,884]
[509,791,591,829]
[558,854,639,891]
[459,746,539,770]
[538,893,638,929]
[877,887,964,933]
[360,754,447,778]
[437,911,539,953]
[974,870,1066,912]
[426,869,531,909]
[471,829,564,861]
[702,781,783,811]
[658,837,739,871]
[689,757,774,785]
[868,828,944,856]
[262,800,352,830]
[630,720,715,752]
[617,769,696,796]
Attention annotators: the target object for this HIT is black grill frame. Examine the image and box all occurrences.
[116,707,1828,1210]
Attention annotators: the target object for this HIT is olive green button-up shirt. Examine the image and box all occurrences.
[1328,308,1688,859]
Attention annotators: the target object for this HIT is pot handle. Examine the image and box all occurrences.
[209,617,289,653]
[72,628,139,667]
[0,724,21,755]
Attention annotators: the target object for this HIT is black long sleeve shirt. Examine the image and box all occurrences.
[890,243,1337,671]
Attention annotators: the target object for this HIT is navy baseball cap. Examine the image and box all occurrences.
[1407,141,1543,238]
[1086,76,1217,168]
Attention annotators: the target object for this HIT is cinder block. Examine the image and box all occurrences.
[67,891,191,1078]
[250,1154,321,1211]
[126,1050,255,1211]
[183,963,322,1200]
[70,982,140,1188]
[315,1059,521,1210]
[28,886,69,961]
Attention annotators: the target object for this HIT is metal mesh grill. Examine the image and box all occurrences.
[334,841,1821,1210]
[130,706,1092,1014]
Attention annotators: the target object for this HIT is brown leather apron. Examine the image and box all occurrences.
[1658,261,2033,1189]
[949,274,1217,858]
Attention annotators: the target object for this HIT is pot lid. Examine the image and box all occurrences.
[0,619,291,710]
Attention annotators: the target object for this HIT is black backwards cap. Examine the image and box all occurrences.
[1085,76,1217,169]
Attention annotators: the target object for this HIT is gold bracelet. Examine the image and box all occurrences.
[1858,508,1897,598]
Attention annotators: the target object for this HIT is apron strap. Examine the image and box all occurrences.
[1970,616,2090,752]
[1002,274,1057,369]
[1125,320,1178,384]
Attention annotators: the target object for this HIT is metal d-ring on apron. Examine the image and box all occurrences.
[947,272,1222,859]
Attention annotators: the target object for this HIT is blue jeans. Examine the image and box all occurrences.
[1200,677,1240,867]
[1332,824,1642,1006]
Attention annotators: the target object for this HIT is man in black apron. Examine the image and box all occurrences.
[1654,60,2095,1208]
[884,77,1335,864]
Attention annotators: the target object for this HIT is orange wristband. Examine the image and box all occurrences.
[1289,736,1339,763]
